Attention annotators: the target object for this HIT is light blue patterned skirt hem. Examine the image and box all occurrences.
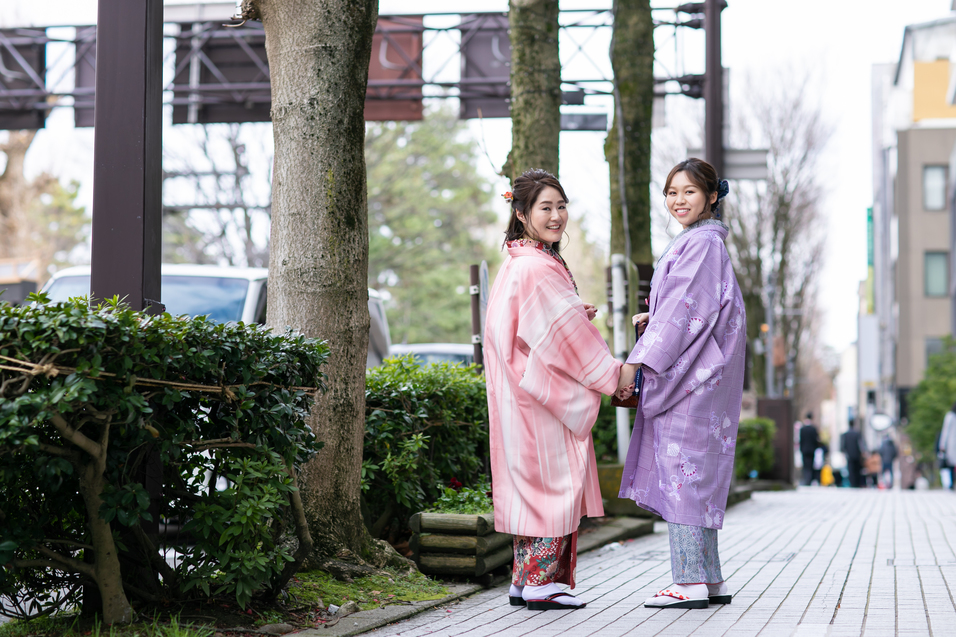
[668,522,722,584]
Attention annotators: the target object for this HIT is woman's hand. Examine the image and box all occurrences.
[632,312,649,336]
[584,303,597,321]
[616,363,638,399]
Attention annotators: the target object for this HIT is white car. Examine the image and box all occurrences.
[388,343,475,367]
[41,264,391,367]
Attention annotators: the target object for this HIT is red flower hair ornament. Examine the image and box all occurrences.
[501,191,513,203]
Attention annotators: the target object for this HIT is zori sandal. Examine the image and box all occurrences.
[525,592,586,610]
[644,588,709,609]
[709,594,732,604]
[509,595,526,606]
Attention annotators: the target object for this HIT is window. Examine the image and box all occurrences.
[923,165,948,211]
[925,251,948,296]
[927,337,945,366]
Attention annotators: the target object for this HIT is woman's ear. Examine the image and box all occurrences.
[710,192,718,204]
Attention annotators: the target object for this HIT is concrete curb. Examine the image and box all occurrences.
[290,517,655,636]
[577,517,655,554]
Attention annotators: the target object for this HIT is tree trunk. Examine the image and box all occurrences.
[507,0,561,180]
[605,0,654,265]
[77,459,132,624]
[0,131,38,259]
[250,0,377,561]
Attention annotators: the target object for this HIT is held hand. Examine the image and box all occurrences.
[616,383,635,401]
[632,312,649,336]
[584,303,598,321]
[616,363,638,397]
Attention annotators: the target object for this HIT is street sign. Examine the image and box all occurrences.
[870,413,893,432]
[687,148,769,180]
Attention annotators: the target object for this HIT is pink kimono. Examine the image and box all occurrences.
[484,241,622,542]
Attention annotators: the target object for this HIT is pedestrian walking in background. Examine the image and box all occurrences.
[617,159,746,609]
[841,420,866,488]
[938,401,956,489]
[880,435,897,488]
[800,413,821,486]
[483,169,635,611]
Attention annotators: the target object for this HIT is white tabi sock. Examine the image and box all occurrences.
[669,583,708,599]
[521,583,584,606]
[707,581,728,596]
[509,584,523,597]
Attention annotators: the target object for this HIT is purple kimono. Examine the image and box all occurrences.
[619,220,746,530]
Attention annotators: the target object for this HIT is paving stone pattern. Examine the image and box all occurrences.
[362,489,956,637]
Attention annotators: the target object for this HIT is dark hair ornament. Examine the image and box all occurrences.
[712,179,730,219]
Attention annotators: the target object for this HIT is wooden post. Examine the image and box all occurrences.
[470,264,484,369]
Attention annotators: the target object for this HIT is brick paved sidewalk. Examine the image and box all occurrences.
[361,489,956,637]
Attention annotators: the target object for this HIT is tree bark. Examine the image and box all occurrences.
[507,0,561,180]
[251,0,377,562]
[0,131,38,259]
[77,461,133,625]
[605,0,654,265]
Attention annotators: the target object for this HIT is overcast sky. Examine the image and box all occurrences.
[4,0,954,353]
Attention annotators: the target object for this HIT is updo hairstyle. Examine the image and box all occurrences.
[663,158,727,217]
[503,168,569,250]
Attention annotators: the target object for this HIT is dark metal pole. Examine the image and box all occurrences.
[469,264,484,370]
[704,0,724,177]
[90,0,163,312]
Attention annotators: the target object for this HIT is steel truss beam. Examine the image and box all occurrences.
[0,11,617,128]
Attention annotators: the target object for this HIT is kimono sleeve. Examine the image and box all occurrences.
[627,233,727,374]
[515,261,622,440]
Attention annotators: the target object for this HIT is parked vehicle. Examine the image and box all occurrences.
[388,343,474,367]
[41,264,391,367]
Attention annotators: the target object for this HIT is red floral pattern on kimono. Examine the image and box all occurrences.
[512,533,578,587]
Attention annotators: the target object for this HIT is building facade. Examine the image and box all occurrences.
[870,14,956,440]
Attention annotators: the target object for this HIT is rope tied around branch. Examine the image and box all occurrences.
[0,353,319,397]
[0,354,63,378]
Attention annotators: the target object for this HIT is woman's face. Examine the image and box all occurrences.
[518,185,568,245]
[665,171,718,229]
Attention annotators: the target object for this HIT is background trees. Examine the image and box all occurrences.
[162,124,272,267]
[721,74,829,408]
[0,132,88,274]
[366,109,500,344]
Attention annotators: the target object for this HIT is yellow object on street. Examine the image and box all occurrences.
[821,464,834,487]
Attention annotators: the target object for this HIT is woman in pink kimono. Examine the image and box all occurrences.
[484,169,633,611]
[618,158,746,609]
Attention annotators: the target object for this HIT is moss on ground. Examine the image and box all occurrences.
[0,614,213,637]
[0,567,449,634]
[290,567,449,611]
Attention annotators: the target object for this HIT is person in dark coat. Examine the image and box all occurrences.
[841,421,866,488]
[799,412,821,486]
[880,435,897,488]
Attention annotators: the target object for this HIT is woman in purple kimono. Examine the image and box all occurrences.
[617,158,746,609]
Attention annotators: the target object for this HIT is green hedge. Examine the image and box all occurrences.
[362,356,488,537]
[592,395,620,463]
[907,337,956,460]
[0,295,327,620]
[734,417,776,480]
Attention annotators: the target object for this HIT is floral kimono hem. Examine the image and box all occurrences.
[512,532,578,588]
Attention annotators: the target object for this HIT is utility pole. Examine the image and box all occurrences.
[704,0,725,176]
[765,272,776,398]
[90,0,164,312]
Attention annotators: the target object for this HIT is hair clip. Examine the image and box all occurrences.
[502,191,513,203]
